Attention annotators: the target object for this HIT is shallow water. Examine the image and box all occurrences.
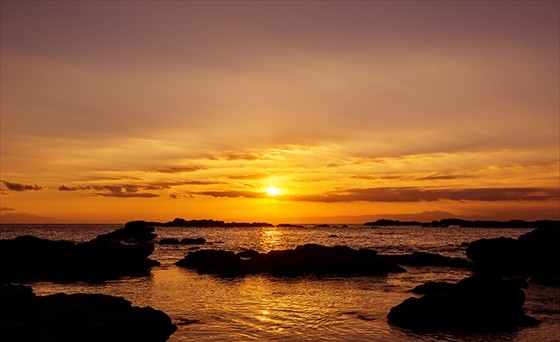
[1,224,558,341]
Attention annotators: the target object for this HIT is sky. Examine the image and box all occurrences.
[1,1,559,223]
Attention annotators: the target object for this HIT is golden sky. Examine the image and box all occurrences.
[1,1,559,223]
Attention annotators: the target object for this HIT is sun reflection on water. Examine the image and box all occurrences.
[259,227,283,253]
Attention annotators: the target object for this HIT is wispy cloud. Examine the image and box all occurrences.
[154,166,206,174]
[1,180,46,191]
[193,190,265,199]
[0,206,15,211]
[415,173,473,181]
[58,180,223,198]
[59,184,159,198]
[97,192,159,198]
[228,174,269,180]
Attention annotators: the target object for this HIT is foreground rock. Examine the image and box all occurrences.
[0,284,176,342]
[387,273,539,332]
[176,244,405,277]
[0,221,159,283]
[467,227,560,277]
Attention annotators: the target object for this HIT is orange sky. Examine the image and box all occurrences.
[1,1,559,223]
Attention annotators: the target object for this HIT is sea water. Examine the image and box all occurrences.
[1,224,559,341]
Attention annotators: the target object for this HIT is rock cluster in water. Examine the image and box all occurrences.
[0,220,159,283]
[176,244,473,277]
[0,284,177,342]
[176,244,408,277]
[387,273,540,332]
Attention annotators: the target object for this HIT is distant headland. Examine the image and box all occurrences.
[137,217,559,229]
[364,218,559,229]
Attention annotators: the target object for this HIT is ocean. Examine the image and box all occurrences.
[1,224,559,341]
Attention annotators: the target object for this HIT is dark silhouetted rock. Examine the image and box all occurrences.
[159,237,206,245]
[95,220,157,242]
[388,273,540,332]
[529,275,560,286]
[0,284,176,342]
[159,238,181,245]
[176,244,405,277]
[315,224,331,228]
[466,228,560,277]
[180,237,206,245]
[0,222,160,283]
[382,252,473,269]
[236,250,261,259]
[276,224,305,228]
[409,281,456,294]
[176,250,246,276]
[162,218,273,228]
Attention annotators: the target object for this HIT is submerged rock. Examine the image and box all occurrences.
[388,273,540,332]
[0,284,176,342]
[176,244,405,277]
[0,221,160,283]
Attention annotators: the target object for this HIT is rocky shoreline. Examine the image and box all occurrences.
[1,221,558,339]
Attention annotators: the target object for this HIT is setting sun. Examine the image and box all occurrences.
[265,186,281,196]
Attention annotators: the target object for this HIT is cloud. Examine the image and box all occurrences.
[97,192,159,198]
[154,166,206,174]
[415,173,473,181]
[287,187,560,203]
[0,206,15,211]
[193,190,265,199]
[228,174,269,180]
[225,153,265,161]
[59,184,159,198]
[58,180,223,198]
[1,180,46,191]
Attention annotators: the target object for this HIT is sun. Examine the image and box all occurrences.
[265,186,281,196]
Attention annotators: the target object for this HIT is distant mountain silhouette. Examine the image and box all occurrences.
[295,211,458,224]
[0,213,70,224]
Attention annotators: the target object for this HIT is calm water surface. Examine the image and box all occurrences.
[1,224,558,341]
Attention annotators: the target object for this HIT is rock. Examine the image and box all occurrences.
[159,238,181,245]
[159,237,206,245]
[388,273,540,332]
[176,250,246,276]
[276,224,305,228]
[466,228,560,277]
[180,237,206,245]
[529,275,560,286]
[315,224,330,228]
[176,244,405,277]
[0,223,160,284]
[0,284,176,342]
[95,220,157,243]
[383,252,473,269]
[236,250,261,259]
[409,281,456,294]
